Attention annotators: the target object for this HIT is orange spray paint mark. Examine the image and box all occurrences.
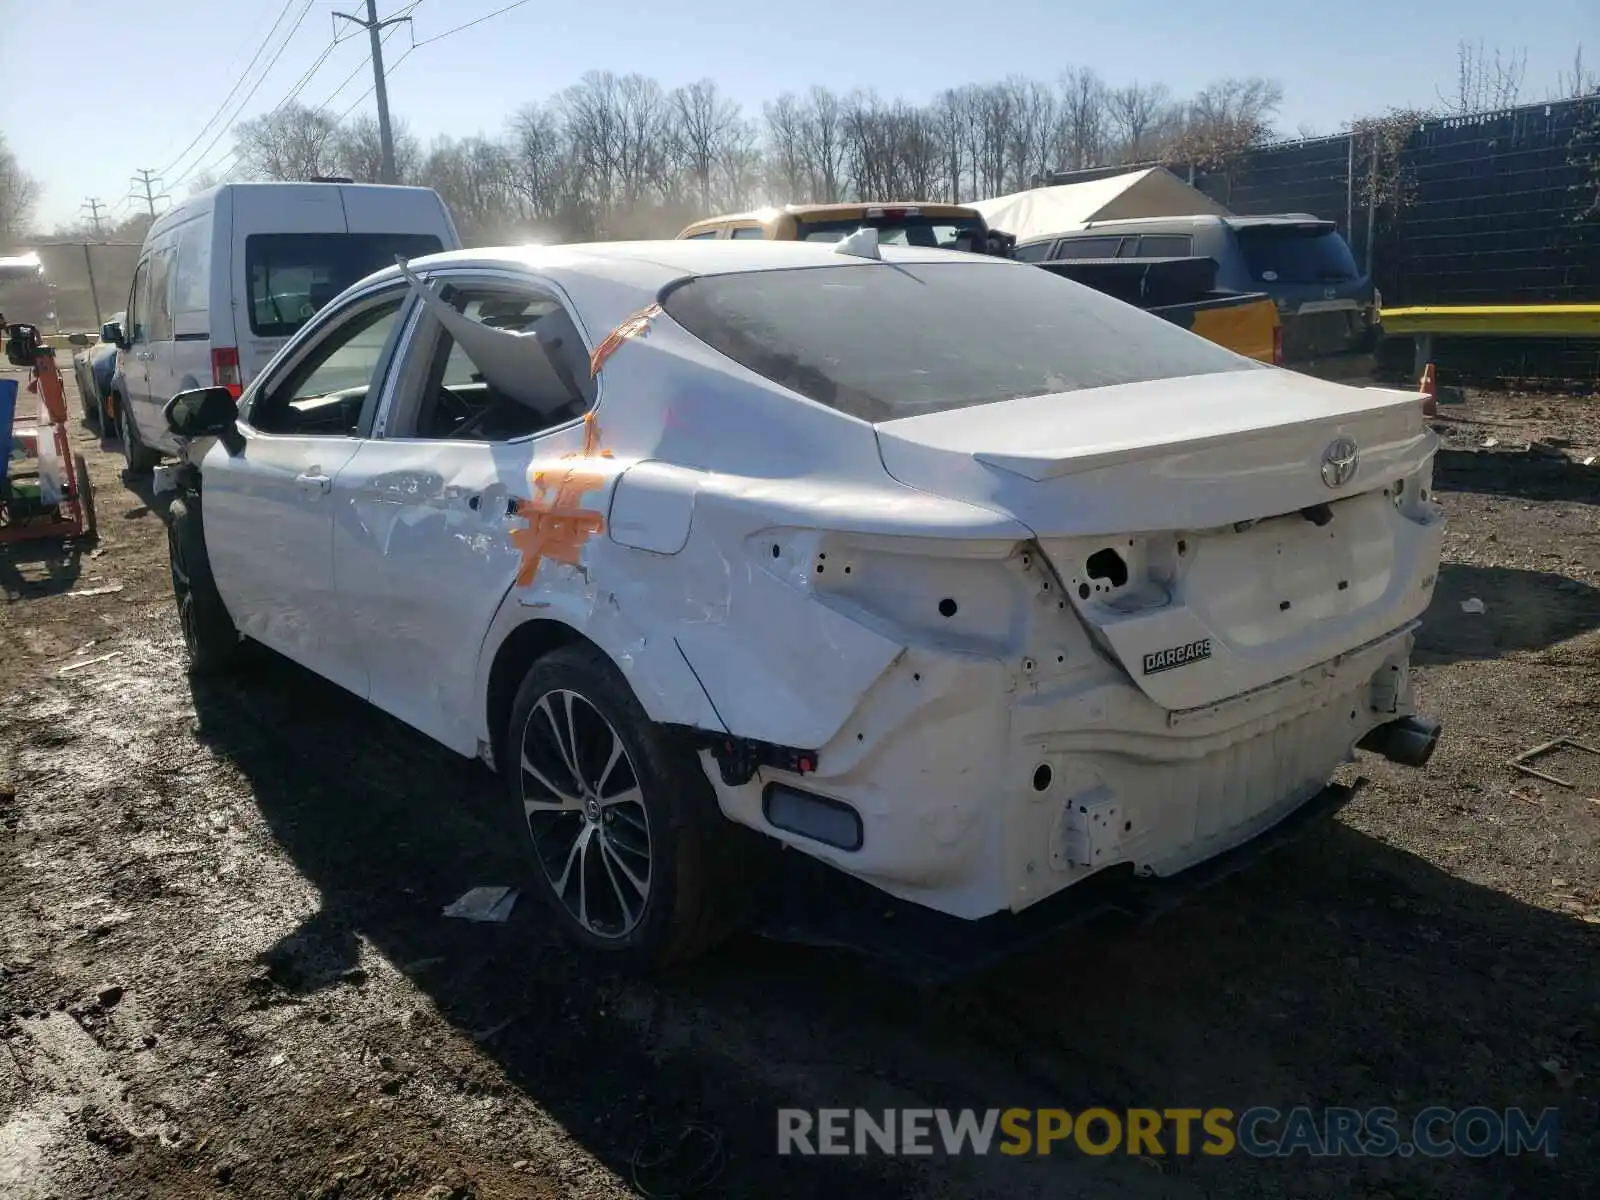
[509,412,610,586]
[589,302,662,379]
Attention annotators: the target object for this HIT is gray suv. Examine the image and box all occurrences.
[1012,214,1380,376]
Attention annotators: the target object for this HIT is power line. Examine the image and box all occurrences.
[337,45,415,121]
[410,0,530,47]
[157,0,302,179]
[265,39,342,117]
[332,0,528,124]
[311,3,421,117]
[166,0,319,192]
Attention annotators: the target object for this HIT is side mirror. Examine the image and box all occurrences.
[68,331,92,347]
[164,386,243,454]
[100,322,118,343]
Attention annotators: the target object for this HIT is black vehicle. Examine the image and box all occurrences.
[1012,214,1380,377]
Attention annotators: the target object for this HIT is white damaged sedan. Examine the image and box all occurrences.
[161,235,1444,966]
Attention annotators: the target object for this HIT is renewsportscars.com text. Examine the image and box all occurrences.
[777,1106,1560,1159]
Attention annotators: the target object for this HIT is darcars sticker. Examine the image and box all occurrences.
[1142,638,1212,675]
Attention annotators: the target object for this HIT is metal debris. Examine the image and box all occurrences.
[441,886,518,923]
[66,584,123,598]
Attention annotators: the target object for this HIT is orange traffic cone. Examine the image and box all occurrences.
[1419,362,1438,417]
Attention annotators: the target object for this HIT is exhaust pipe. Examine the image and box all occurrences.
[1358,715,1442,769]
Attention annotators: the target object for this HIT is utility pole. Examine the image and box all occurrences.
[80,198,107,239]
[333,1,413,184]
[130,169,169,218]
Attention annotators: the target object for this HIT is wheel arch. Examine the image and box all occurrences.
[477,602,723,774]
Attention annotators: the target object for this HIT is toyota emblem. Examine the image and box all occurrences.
[1320,437,1359,488]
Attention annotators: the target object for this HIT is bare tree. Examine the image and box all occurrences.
[1558,45,1598,99]
[763,93,808,203]
[508,103,575,226]
[0,134,41,243]
[1171,76,1284,170]
[232,103,341,181]
[1003,77,1054,190]
[716,118,764,211]
[561,71,625,217]
[1107,81,1171,162]
[931,88,971,201]
[336,115,421,184]
[615,74,673,208]
[1055,68,1109,172]
[672,79,741,211]
[418,135,518,243]
[797,86,848,203]
[970,84,1014,197]
[1442,39,1527,114]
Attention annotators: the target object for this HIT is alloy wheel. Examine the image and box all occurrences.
[519,689,653,939]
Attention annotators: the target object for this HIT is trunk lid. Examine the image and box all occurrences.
[874,368,1442,710]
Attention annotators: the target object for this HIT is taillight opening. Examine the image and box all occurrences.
[211,347,243,398]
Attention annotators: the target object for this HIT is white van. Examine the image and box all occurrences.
[110,180,461,472]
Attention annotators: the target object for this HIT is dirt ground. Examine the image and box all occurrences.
[2,371,1598,1200]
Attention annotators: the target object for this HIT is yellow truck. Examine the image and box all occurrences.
[677,203,1281,365]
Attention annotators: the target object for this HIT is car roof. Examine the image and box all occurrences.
[1075,214,1231,231]
[379,238,993,288]
[345,239,1016,335]
[683,201,980,228]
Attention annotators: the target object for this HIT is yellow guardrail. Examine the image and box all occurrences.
[1379,304,1600,339]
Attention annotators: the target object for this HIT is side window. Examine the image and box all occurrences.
[173,218,212,318]
[1011,241,1055,263]
[126,259,150,342]
[388,284,593,443]
[147,248,175,343]
[1135,234,1193,258]
[683,230,719,240]
[1049,235,1126,259]
[246,294,406,437]
[729,226,766,239]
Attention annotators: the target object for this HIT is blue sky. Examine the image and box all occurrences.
[12,0,1597,230]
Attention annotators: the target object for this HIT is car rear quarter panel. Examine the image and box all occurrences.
[470,323,1028,755]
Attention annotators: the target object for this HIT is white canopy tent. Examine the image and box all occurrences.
[969,168,1230,244]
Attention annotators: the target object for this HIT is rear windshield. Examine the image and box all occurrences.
[1234,227,1359,284]
[661,260,1261,423]
[245,232,444,338]
[796,215,987,251]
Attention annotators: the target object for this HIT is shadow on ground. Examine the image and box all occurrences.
[187,651,1597,1199]
[0,537,90,599]
[1417,562,1600,665]
[1435,448,1600,505]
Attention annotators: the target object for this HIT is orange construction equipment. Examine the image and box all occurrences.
[1,319,97,544]
[1418,361,1438,417]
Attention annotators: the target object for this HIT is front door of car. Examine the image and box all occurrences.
[201,284,412,697]
[139,245,176,448]
[330,271,600,754]
[119,257,152,421]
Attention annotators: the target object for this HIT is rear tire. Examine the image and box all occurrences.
[168,493,243,675]
[506,643,743,968]
[117,395,160,476]
[78,374,99,429]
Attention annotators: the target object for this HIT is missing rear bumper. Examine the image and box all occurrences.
[757,776,1367,983]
